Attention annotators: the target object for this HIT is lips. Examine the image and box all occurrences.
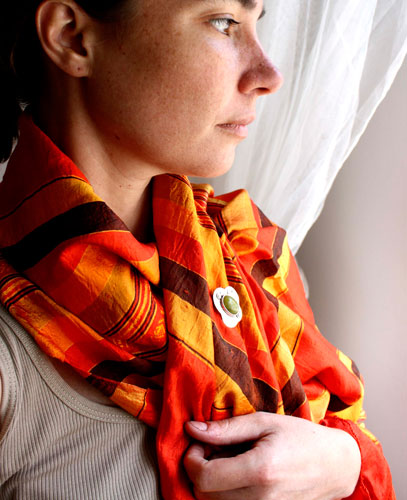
[219,116,256,127]
[217,116,255,138]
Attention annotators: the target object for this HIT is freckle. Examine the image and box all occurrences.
[114,134,121,141]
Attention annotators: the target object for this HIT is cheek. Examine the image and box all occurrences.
[140,29,238,113]
[153,53,237,131]
[88,25,240,174]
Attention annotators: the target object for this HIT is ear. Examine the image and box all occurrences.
[36,0,95,78]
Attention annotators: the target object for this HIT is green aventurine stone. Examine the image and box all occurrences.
[223,295,239,315]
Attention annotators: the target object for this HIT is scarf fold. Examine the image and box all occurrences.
[0,116,364,499]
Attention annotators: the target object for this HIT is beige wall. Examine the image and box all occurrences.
[297,60,407,497]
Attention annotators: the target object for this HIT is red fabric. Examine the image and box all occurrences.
[321,417,395,499]
[0,116,395,499]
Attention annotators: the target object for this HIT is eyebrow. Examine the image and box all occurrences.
[198,0,266,19]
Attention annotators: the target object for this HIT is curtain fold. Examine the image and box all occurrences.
[193,0,407,253]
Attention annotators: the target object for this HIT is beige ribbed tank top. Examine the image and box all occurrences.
[0,306,161,499]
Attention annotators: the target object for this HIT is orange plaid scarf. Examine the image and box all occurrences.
[0,116,365,499]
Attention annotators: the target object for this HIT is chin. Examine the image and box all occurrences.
[186,149,236,180]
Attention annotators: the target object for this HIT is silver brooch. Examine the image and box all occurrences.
[213,286,242,328]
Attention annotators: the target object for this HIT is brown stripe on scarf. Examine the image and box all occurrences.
[90,358,165,381]
[213,324,279,412]
[1,202,127,271]
[280,369,307,415]
[252,378,280,413]
[328,394,353,412]
[251,227,286,285]
[159,257,211,316]
[257,207,274,229]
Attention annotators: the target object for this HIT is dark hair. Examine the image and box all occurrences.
[0,1,131,162]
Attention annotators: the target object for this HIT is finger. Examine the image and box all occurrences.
[185,412,277,446]
[184,442,207,477]
[184,443,265,492]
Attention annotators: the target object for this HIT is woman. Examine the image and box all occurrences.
[0,0,394,499]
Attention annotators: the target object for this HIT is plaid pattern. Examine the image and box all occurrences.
[0,116,381,499]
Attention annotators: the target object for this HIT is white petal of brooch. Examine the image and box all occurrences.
[213,286,242,328]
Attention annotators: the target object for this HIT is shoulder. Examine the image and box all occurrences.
[0,307,19,433]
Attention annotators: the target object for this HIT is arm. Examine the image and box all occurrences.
[320,416,395,500]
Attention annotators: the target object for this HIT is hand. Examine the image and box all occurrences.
[184,412,361,500]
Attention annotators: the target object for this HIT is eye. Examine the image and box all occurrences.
[209,18,240,36]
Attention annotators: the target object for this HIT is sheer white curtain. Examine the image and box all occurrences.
[193,0,407,254]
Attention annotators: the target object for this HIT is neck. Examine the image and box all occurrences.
[34,100,159,242]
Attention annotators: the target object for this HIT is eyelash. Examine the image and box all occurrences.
[209,18,240,36]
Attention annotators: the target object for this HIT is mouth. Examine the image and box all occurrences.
[217,116,255,139]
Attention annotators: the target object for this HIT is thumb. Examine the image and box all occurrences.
[184,411,276,446]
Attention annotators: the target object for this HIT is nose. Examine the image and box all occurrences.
[238,46,284,96]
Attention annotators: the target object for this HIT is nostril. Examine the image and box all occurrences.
[257,65,284,95]
[238,54,284,96]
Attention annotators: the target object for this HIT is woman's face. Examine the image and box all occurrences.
[87,0,283,178]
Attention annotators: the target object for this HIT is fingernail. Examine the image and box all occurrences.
[190,421,208,431]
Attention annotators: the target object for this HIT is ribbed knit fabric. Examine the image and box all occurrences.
[0,305,161,500]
